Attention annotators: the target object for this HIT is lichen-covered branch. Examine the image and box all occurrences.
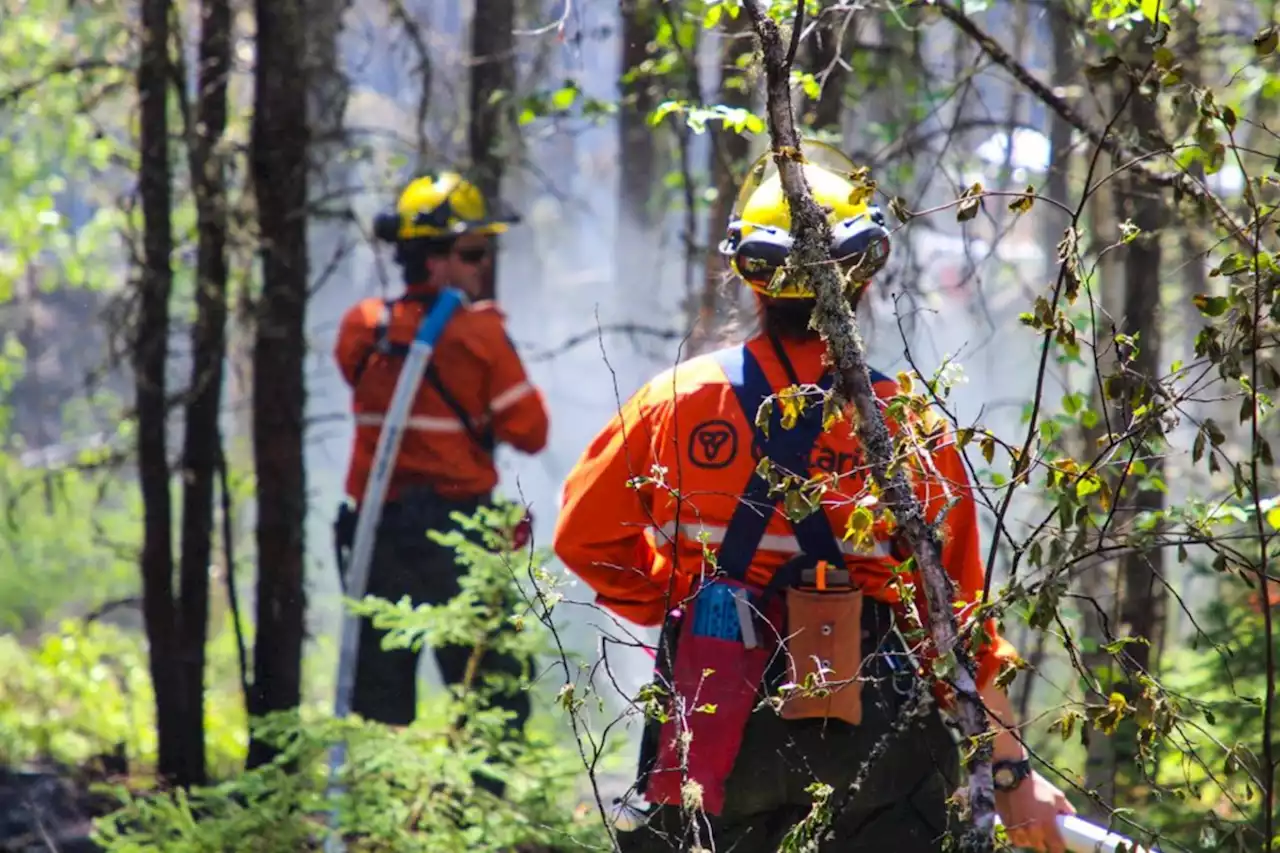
[739,0,997,847]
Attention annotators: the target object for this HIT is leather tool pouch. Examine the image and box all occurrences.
[780,584,865,725]
[643,578,779,816]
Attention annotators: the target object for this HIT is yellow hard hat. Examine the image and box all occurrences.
[719,141,890,299]
[373,171,520,242]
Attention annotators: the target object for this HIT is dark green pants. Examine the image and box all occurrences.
[338,489,531,793]
[620,604,960,852]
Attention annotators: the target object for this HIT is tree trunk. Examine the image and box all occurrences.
[617,0,660,300]
[247,0,308,769]
[469,0,514,301]
[172,0,232,787]
[691,11,750,352]
[1040,4,1075,284]
[1080,26,1170,811]
[1112,55,1166,789]
[802,12,846,133]
[136,0,185,788]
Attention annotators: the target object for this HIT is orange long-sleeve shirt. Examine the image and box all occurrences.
[335,292,549,502]
[553,334,1016,691]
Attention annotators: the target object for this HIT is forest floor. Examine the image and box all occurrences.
[0,760,117,852]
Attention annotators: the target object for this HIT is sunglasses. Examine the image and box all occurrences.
[454,246,491,265]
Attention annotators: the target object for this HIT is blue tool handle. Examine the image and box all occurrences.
[415,286,465,345]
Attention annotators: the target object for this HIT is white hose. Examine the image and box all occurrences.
[1048,814,1161,853]
[323,287,467,853]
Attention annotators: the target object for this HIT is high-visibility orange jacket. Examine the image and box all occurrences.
[335,291,549,503]
[553,333,1017,691]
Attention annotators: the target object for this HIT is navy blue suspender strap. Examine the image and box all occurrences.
[707,342,845,581]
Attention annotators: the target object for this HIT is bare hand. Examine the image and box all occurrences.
[995,771,1076,853]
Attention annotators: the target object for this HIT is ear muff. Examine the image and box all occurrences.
[830,207,891,280]
[727,224,795,288]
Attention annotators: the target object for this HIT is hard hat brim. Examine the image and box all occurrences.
[400,210,522,240]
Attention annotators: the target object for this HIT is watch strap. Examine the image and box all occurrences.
[992,758,1032,792]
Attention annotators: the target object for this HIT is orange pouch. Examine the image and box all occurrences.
[780,586,864,725]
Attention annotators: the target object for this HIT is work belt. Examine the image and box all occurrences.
[633,338,918,817]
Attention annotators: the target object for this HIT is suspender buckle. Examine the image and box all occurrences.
[800,560,850,589]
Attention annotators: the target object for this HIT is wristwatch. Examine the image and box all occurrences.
[992,758,1032,792]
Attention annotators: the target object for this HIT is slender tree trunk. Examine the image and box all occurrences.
[247,0,308,769]
[1080,27,1169,810]
[1112,53,1165,791]
[691,12,749,352]
[173,0,232,786]
[469,0,514,301]
[136,0,185,788]
[617,0,660,298]
[803,12,846,133]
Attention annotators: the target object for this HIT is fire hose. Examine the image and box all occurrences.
[998,815,1161,853]
[323,287,466,853]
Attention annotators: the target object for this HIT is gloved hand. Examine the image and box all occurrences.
[511,510,533,550]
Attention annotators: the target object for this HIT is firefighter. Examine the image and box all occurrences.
[333,171,549,792]
[553,144,1075,852]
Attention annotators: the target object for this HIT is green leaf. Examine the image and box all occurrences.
[550,85,579,111]
[1192,294,1230,317]
[1138,0,1171,25]
[1076,475,1102,499]
[648,100,684,127]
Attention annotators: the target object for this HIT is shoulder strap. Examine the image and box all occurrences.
[350,295,495,454]
[350,300,394,387]
[709,344,844,581]
[424,363,496,454]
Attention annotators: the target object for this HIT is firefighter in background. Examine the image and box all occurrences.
[333,172,549,792]
[553,144,1074,852]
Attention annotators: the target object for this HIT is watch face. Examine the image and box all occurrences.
[994,768,1014,787]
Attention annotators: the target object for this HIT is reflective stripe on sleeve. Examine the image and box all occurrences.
[353,412,466,433]
[490,380,534,413]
